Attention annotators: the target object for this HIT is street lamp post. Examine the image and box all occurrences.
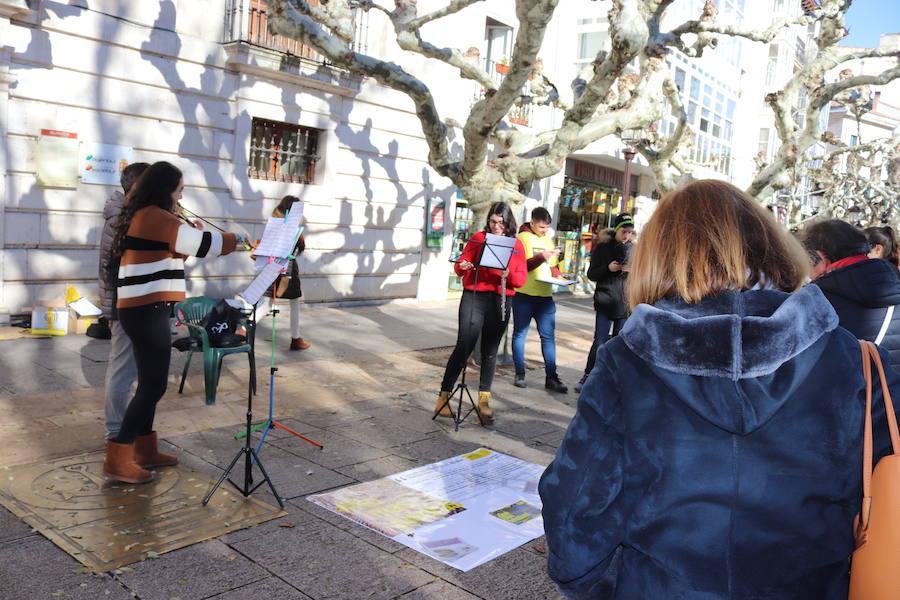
[619,128,641,215]
[620,148,636,214]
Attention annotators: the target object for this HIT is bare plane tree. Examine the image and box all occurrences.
[267,0,900,224]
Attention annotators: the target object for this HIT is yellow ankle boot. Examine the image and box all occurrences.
[478,391,493,425]
[434,391,453,417]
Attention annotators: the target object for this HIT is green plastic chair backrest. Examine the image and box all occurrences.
[175,297,218,326]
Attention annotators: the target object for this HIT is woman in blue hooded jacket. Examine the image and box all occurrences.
[539,180,900,599]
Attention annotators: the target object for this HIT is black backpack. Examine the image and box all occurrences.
[200,300,246,347]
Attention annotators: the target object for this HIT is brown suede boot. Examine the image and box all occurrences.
[434,390,453,417]
[103,440,153,484]
[478,391,493,426]
[134,432,179,468]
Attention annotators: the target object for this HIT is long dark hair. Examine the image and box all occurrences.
[111,161,183,258]
[483,202,517,238]
[273,194,299,218]
[865,225,899,268]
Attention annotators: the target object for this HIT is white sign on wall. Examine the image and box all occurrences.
[36,129,80,189]
[80,142,134,185]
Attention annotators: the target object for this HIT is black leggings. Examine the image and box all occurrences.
[441,290,510,393]
[116,302,172,444]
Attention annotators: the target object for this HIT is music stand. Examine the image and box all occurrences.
[203,206,313,509]
[203,303,284,508]
[433,234,515,431]
[236,285,323,453]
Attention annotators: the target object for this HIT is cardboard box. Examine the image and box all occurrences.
[30,307,69,336]
[68,312,98,335]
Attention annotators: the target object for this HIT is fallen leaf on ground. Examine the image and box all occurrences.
[278,521,295,528]
[532,544,547,553]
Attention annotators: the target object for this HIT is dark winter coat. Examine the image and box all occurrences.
[539,285,899,599]
[587,229,631,319]
[810,257,900,372]
[98,190,124,319]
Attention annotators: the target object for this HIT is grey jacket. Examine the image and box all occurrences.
[98,190,124,319]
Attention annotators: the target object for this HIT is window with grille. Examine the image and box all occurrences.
[248,118,320,183]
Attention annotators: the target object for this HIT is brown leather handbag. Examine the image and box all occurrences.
[849,340,900,599]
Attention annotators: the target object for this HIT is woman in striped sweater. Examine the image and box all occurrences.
[105,161,248,484]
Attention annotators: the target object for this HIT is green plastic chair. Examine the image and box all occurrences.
[173,297,256,405]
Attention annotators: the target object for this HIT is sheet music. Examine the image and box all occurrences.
[478,233,516,270]
[254,206,303,258]
[536,276,575,286]
[535,262,574,286]
[240,261,286,306]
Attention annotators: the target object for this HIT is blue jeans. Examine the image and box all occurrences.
[583,312,626,376]
[512,294,557,376]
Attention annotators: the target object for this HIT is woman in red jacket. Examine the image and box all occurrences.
[435,202,528,425]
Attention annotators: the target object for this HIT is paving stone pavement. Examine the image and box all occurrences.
[0,296,597,599]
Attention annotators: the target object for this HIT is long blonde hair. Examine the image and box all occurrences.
[627,180,808,308]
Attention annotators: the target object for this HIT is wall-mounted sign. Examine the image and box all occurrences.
[80,142,134,185]
[36,129,79,189]
[426,197,445,249]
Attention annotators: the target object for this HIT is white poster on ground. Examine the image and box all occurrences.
[307,449,546,571]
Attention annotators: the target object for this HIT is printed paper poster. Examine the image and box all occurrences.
[308,449,547,571]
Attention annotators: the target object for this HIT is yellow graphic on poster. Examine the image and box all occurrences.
[463,449,492,461]
[313,479,465,537]
[490,501,541,525]
[36,129,79,189]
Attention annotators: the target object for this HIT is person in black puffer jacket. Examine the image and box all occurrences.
[803,219,900,371]
[574,213,635,392]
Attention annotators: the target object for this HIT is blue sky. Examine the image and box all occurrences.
[840,0,900,47]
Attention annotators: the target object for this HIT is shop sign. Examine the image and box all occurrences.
[567,159,637,192]
[426,197,445,249]
[36,129,79,189]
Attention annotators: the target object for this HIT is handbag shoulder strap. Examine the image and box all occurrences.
[874,305,895,346]
[858,340,900,532]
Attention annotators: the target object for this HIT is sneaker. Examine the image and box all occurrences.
[514,372,527,388]
[545,374,568,394]
[574,372,589,392]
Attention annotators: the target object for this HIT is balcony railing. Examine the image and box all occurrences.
[225,0,368,61]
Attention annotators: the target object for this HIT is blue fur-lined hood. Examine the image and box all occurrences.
[619,285,839,434]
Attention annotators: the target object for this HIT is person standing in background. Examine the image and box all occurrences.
[435,202,527,425]
[803,219,900,371]
[98,162,149,442]
[264,195,311,351]
[574,213,635,392]
[865,225,900,276]
[511,207,567,393]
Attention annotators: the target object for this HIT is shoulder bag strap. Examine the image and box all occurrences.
[859,339,874,533]
[858,340,900,533]
[874,305,895,346]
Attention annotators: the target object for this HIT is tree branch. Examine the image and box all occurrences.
[461,0,559,179]
[408,0,486,30]
[267,0,460,178]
